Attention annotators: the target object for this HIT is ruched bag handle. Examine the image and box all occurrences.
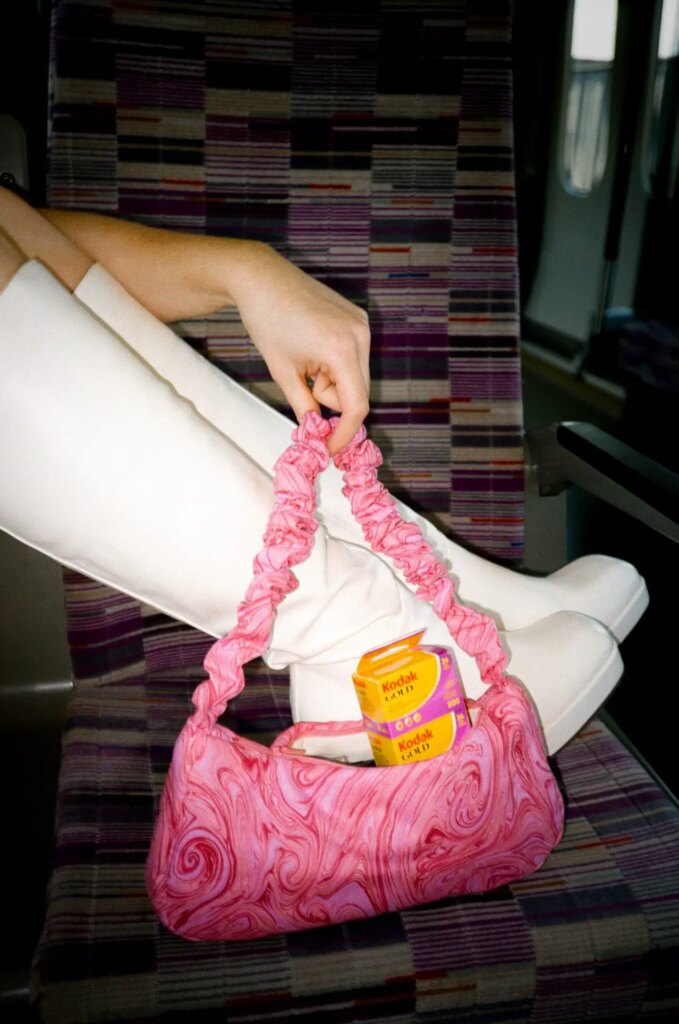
[191,412,508,731]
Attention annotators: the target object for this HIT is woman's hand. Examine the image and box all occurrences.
[227,243,370,455]
[36,211,370,453]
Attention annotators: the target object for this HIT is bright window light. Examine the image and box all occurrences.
[658,0,679,59]
[571,0,618,62]
[563,1,619,195]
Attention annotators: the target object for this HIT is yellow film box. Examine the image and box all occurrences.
[352,629,472,767]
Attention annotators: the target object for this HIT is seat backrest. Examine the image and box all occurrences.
[49,0,523,684]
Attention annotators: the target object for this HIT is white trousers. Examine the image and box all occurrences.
[0,260,626,753]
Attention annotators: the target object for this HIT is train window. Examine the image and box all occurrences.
[562,0,618,196]
[645,0,679,197]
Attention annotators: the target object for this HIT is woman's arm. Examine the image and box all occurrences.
[40,209,370,454]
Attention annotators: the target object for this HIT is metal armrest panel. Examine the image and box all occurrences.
[526,421,679,543]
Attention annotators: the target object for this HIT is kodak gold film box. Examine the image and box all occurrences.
[352,629,472,766]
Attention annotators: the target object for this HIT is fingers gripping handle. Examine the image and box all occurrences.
[192,412,508,731]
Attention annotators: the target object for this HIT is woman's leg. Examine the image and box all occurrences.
[0,230,24,290]
[0,195,92,291]
[74,262,647,642]
[0,215,623,755]
[0,255,451,670]
[1,189,647,640]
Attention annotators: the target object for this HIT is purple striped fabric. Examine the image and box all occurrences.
[48,0,524,561]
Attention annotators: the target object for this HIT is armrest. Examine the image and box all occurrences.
[526,421,679,544]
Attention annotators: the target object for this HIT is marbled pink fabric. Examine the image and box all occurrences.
[146,414,564,941]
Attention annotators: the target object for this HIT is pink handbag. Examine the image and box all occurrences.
[146,412,564,941]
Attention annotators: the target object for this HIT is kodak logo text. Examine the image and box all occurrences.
[398,728,434,752]
[382,670,417,694]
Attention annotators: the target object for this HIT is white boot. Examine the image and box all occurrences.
[74,263,648,642]
[0,260,622,757]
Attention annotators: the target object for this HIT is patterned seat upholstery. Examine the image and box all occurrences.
[31,582,679,1021]
[31,2,679,1020]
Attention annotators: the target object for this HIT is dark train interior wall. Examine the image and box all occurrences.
[0,2,51,204]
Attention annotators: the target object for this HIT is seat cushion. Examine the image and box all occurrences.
[31,664,679,1023]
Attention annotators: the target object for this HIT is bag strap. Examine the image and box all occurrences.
[192,412,508,731]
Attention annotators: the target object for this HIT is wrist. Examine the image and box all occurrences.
[214,238,275,309]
